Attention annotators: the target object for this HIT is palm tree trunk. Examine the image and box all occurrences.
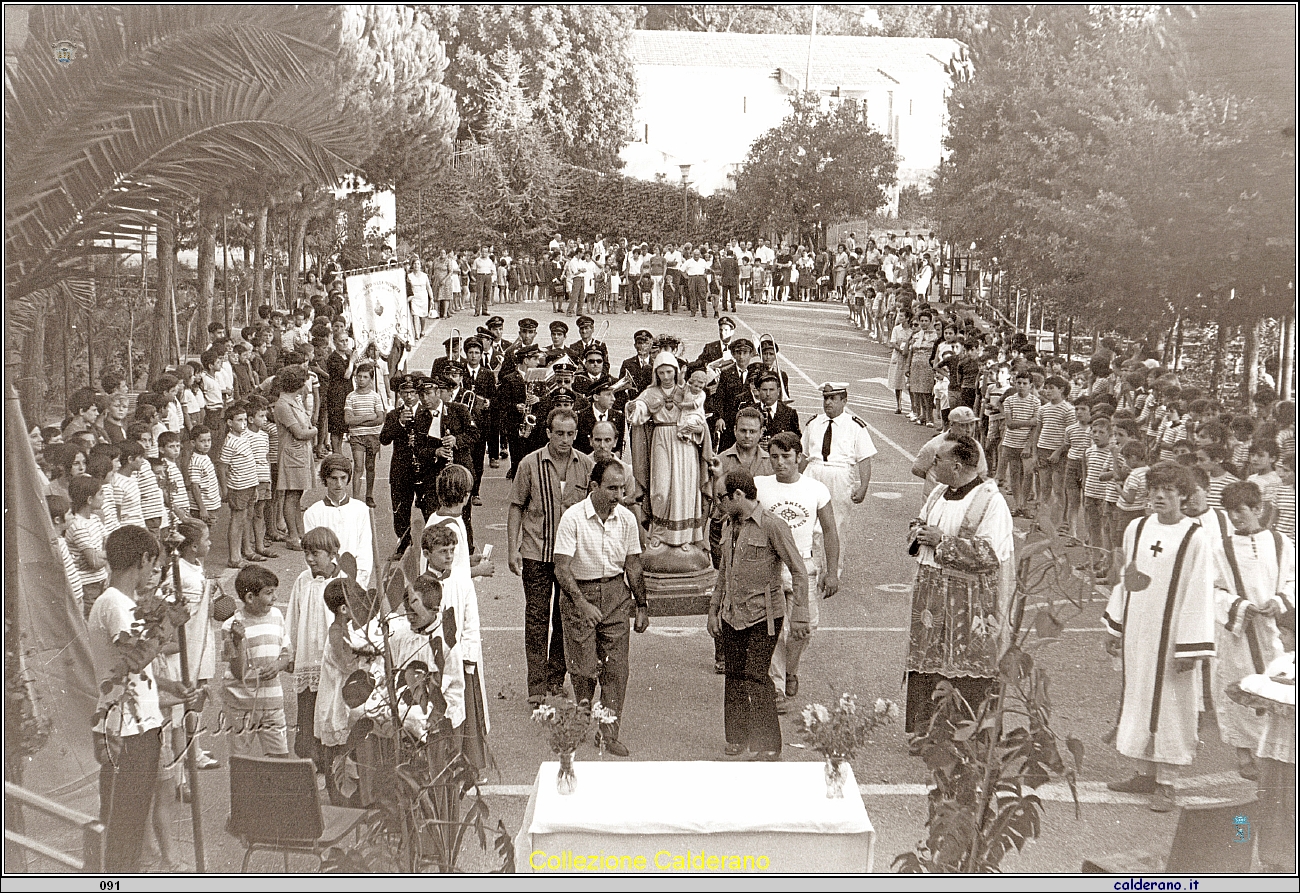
[289,211,308,309]
[149,214,177,384]
[253,205,268,311]
[1281,311,1295,401]
[1241,316,1262,405]
[1209,317,1228,401]
[196,198,218,351]
[18,308,47,421]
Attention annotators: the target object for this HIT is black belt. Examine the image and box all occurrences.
[576,573,624,584]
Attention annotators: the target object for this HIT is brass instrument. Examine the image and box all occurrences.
[517,367,551,439]
[707,356,737,376]
[447,327,465,362]
[609,370,638,396]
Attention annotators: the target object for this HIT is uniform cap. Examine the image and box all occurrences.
[948,406,978,424]
[633,329,654,343]
[486,316,505,328]
[549,320,569,335]
[518,318,538,331]
[576,315,595,329]
[819,382,849,397]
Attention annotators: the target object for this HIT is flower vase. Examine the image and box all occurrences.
[557,752,577,795]
[824,756,847,799]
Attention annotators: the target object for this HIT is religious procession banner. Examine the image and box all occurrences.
[345,266,414,356]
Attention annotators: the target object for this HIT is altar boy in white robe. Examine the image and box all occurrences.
[1104,462,1217,813]
[1214,480,1296,780]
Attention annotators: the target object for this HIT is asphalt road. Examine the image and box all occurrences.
[33,298,1268,875]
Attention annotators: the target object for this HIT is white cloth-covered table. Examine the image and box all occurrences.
[514,760,875,873]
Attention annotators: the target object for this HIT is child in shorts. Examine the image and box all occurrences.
[222,565,290,756]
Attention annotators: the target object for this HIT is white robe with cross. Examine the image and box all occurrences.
[1104,515,1217,765]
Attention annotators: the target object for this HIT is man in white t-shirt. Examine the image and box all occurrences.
[756,432,840,705]
[88,526,200,872]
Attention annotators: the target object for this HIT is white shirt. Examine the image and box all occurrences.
[554,497,642,580]
[664,250,685,268]
[756,474,831,558]
[755,245,775,265]
[802,412,878,468]
[302,496,374,588]
[89,587,163,736]
[682,257,710,276]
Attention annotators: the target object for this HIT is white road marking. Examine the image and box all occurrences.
[873,492,902,500]
[479,770,1253,804]
[736,316,918,463]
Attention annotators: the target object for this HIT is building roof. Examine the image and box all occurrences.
[632,30,962,90]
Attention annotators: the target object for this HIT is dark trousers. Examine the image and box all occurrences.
[687,275,708,314]
[721,618,783,755]
[507,429,530,480]
[522,559,567,697]
[473,273,492,316]
[561,578,631,741]
[486,412,503,460]
[721,284,738,312]
[96,728,161,872]
[390,472,420,543]
[294,688,324,770]
[469,433,487,497]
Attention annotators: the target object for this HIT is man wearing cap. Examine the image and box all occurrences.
[544,320,570,366]
[576,376,624,455]
[718,250,740,313]
[482,316,508,371]
[395,375,478,555]
[430,335,463,376]
[462,338,497,499]
[712,338,757,452]
[912,406,987,496]
[573,347,607,399]
[567,316,608,373]
[379,373,427,555]
[757,336,791,403]
[500,318,539,379]
[500,343,543,480]
[755,372,800,446]
[800,382,877,576]
[697,316,738,366]
[533,356,584,451]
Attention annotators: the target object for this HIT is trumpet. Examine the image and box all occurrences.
[707,356,737,376]
[609,370,638,395]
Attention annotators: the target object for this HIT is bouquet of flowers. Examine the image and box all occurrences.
[532,696,617,755]
[798,695,899,796]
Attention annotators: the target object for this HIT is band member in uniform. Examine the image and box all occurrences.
[615,330,656,416]
[800,382,876,575]
[576,376,625,455]
[573,346,607,399]
[567,315,608,373]
[500,317,539,374]
[757,335,791,403]
[379,373,426,558]
[398,375,477,556]
[697,315,738,366]
[461,337,497,503]
[482,316,508,373]
[545,320,570,366]
[531,356,583,452]
[710,337,754,453]
[430,335,464,376]
[500,343,542,480]
[753,371,801,446]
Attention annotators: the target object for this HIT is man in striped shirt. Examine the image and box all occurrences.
[218,403,260,568]
[999,372,1041,517]
[1032,376,1077,532]
[508,408,594,705]
[222,565,290,756]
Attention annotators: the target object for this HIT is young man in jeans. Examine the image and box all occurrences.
[88,526,202,872]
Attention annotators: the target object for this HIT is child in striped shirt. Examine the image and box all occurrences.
[1275,456,1296,542]
[188,426,221,523]
[1082,416,1113,551]
[157,431,191,521]
[1034,375,1076,533]
[1063,403,1092,539]
[66,475,109,613]
[222,565,290,757]
[219,402,260,569]
[129,424,165,533]
[48,494,85,611]
[86,450,121,534]
[246,396,275,560]
[1115,442,1151,528]
[112,441,147,528]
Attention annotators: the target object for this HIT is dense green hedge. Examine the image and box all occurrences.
[558,168,760,246]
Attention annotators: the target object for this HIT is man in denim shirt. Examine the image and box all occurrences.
[708,468,809,761]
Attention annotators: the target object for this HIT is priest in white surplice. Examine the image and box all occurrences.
[1104,462,1216,813]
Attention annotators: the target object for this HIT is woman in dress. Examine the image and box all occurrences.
[627,350,713,547]
[908,308,939,427]
[887,311,914,415]
[408,257,432,339]
[273,366,317,550]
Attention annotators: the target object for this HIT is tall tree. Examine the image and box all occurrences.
[637,4,871,35]
[732,93,897,245]
[421,5,637,171]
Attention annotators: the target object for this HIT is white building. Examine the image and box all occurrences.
[622,30,963,198]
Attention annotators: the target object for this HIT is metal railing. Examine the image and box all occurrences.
[4,781,104,873]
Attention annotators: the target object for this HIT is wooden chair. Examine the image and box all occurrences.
[1082,798,1258,873]
[228,755,371,873]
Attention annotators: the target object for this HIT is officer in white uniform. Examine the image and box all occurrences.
[801,382,876,574]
